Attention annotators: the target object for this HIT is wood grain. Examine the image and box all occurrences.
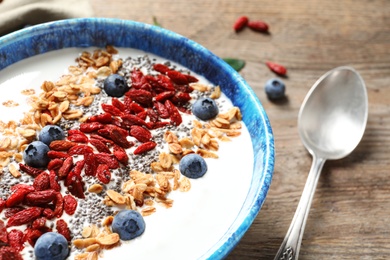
[90,0,390,259]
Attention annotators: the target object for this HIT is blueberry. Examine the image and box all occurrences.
[34,232,69,260]
[179,153,208,179]
[265,78,286,100]
[23,141,50,168]
[39,125,65,145]
[103,74,129,97]
[112,210,145,240]
[192,97,219,121]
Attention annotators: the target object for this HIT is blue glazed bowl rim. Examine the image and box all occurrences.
[0,17,274,259]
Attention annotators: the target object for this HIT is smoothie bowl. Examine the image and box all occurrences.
[0,18,274,259]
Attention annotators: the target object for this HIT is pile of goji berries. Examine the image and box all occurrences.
[0,62,198,259]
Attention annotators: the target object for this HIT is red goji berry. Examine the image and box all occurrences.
[130,69,150,89]
[49,140,77,151]
[90,139,111,154]
[96,164,111,184]
[137,111,148,120]
[71,160,85,176]
[67,129,86,136]
[4,207,25,219]
[87,113,113,124]
[102,103,124,117]
[47,158,64,171]
[127,102,145,114]
[57,156,73,179]
[133,141,157,155]
[0,246,23,260]
[90,134,114,145]
[155,91,175,102]
[171,91,191,105]
[126,89,153,106]
[111,98,126,111]
[100,128,132,149]
[0,220,8,245]
[68,144,94,156]
[56,219,71,241]
[129,125,152,143]
[33,172,50,191]
[66,173,85,199]
[94,153,119,169]
[67,133,89,143]
[47,150,70,159]
[153,63,171,74]
[25,190,57,205]
[31,217,47,231]
[265,61,287,76]
[6,207,42,227]
[7,229,24,252]
[63,195,77,215]
[247,20,269,32]
[79,122,104,133]
[150,121,170,129]
[5,188,30,208]
[84,153,97,176]
[155,74,175,91]
[24,228,43,247]
[10,184,34,193]
[165,99,182,126]
[113,145,129,165]
[42,208,55,220]
[166,70,189,85]
[18,163,44,177]
[146,108,159,123]
[49,170,61,192]
[121,114,149,128]
[233,16,249,32]
[153,101,170,119]
[185,74,198,83]
[53,192,64,218]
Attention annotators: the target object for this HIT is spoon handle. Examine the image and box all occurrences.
[274,156,326,260]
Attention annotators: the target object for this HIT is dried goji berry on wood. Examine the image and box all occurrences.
[247,20,269,32]
[96,164,111,184]
[6,207,43,227]
[133,141,157,155]
[33,172,50,191]
[63,195,77,215]
[233,16,249,32]
[56,219,71,241]
[265,61,287,76]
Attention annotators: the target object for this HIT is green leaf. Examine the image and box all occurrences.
[153,16,162,27]
[222,58,246,72]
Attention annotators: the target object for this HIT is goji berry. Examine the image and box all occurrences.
[31,217,47,231]
[153,101,170,119]
[127,102,145,114]
[56,219,71,241]
[6,207,42,227]
[63,195,77,215]
[49,140,77,151]
[58,156,73,179]
[153,63,171,74]
[9,184,34,193]
[0,220,8,245]
[150,121,170,129]
[84,153,97,176]
[101,128,132,149]
[102,103,124,117]
[33,172,50,191]
[96,164,111,184]
[90,139,111,154]
[113,145,129,165]
[111,98,126,111]
[24,228,42,247]
[49,170,61,192]
[0,246,23,260]
[130,69,150,89]
[42,208,55,220]
[70,160,85,176]
[247,20,269,32]
[185,74,198,83]
[121,114,149,128]
[233,16,249,32]
[7,229,24,252]
[171,91,191,105]
[126,89,153,106]
[130,125,152,143]
[155,91,175,102]
[66,173,85,199]
[53,192,64,218]
[5,188,30,208]
[94,153,119,169]
[47,150,70,159]
[265,61,287,76]
[47,158,64,171]
[154,74,175,91]
[137,110,148,120]
[90,134,114,145]
[87,113,113,124]
[25,190,57,205]
[68,144,94,156]
[166,70,189,85]
[146,108,159,122]
[133,141,157,155]
[67,133,89,143]
[18,163,44,177]
[165,99,183,126]
[79,122,104,133]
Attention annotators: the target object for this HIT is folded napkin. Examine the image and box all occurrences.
[0,0,94,36]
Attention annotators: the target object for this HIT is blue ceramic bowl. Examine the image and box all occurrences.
[0,18,274,259]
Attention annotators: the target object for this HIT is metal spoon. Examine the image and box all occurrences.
[274,66,368,260]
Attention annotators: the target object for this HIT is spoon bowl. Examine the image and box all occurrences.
[299,67,368,159]
[275,66,368,260]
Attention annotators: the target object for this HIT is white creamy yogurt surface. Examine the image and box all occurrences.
[0,48,253,259]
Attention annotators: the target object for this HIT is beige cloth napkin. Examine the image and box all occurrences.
[0,0,94,36]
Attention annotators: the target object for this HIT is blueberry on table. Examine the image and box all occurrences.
[265,78,286,100]
[112,210,145,240]
[192,97,219,121]
[34,232,69,260]
[39,125,65,145]
[104,74,129,97]
[179,153,208,179]
[23,141,50,168]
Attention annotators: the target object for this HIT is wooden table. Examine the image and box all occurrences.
[90,0,390,259]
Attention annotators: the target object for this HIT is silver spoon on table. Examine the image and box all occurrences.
[274,66,368,260]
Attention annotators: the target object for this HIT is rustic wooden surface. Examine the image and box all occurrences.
[90,0,390,259]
